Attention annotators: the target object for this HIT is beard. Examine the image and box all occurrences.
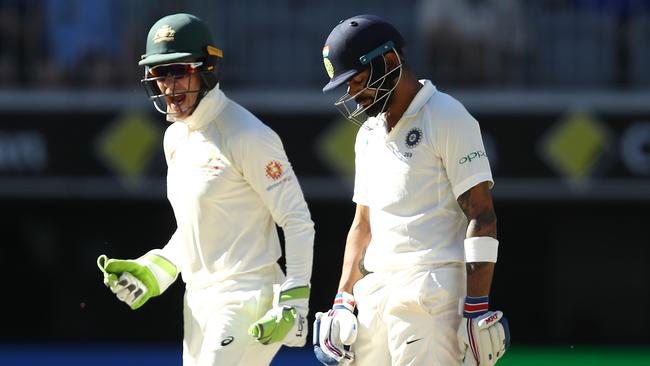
[360,56,400,117]
[363,88,392,117]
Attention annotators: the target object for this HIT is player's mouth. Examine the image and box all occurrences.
[166,93,186,109]
[173,94,186,104]
[355,97,372,108]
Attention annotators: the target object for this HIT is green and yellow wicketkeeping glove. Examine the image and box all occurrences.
[97,249,178,310]
[248,285,310,346]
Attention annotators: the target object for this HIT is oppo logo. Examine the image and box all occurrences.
[459,151,486,164]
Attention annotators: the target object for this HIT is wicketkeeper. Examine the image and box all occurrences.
[97,13,314,366]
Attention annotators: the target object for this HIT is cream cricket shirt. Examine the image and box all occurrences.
[160,87,314,289]
[353,80,493,272]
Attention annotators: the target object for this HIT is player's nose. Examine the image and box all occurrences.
[160,75,177,92]
[347,82,361,97]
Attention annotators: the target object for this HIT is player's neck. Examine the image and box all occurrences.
[385,71,421,132]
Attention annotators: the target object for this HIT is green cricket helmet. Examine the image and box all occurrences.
[140,13,223,117]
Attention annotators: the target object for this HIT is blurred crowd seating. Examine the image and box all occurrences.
[0,0,649,90]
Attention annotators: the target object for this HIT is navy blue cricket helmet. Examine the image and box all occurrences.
[322,15,405,92]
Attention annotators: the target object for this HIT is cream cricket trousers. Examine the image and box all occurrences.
[182,264,285,366]
[351,263,465,366]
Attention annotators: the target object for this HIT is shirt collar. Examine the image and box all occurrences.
[401,79,436,120]
[364,80,436,132]
[168,86,227,130]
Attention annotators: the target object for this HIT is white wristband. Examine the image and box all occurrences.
[464,236,499,263]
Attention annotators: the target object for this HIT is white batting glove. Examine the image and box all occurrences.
[457,296,511,366]
[97,250,178,310]
[248,284,310,346]
[313,292,358,365]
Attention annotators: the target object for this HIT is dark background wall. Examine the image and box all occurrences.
[3,190,649,345]
[1,108,649,347]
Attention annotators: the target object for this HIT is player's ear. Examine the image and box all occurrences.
[384,51,401,70]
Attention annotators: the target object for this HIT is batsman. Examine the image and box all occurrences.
[96,13,314,366]
[313,15,511,366]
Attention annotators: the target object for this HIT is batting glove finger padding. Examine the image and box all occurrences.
[458,310,511,366]
[313,292,357,366]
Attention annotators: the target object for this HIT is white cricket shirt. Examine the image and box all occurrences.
[160,87,314,289]
[353,80,493,272]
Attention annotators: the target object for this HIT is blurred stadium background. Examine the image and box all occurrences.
[1,0,649,364]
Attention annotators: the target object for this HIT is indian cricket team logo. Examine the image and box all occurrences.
[323,46,335,78]
[265,160,283,180]
[153,25,175,43]
[405,128,423,148]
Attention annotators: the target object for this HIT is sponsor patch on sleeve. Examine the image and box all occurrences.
[265,160,283,180]
[458,150,487,165]
[264,160,293,191]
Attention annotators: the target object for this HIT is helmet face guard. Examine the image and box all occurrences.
[141,61,218,117]
[321,15,407,128]
[334,49,403,128]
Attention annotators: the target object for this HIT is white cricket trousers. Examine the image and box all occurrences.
[351,263,465,366]
[182,264,285,366]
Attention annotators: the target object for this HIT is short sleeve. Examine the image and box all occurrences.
[431,100,493,199]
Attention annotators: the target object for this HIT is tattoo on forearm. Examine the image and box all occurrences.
[467,207,497,236]
[358,247,370,276]
[457,185,497,238]
[458,191,471,217]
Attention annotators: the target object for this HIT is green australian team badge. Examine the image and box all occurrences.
[153,24,175,43]
[322,45,334,79]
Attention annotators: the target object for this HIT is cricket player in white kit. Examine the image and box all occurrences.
[96,13,314,366]
[313,15,510,366]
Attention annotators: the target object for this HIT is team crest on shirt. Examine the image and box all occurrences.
[405,128,423,149]
[199,145,226,177]
[200,154,225,177]
[265,160,283,180]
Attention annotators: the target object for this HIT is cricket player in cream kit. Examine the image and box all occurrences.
[313,15,510,366]
[96,13,314,366]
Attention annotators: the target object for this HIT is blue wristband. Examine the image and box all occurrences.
[464,296,489,318]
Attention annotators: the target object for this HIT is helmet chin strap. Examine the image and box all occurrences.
[194,71,218,105]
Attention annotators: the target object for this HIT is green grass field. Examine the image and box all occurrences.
[1,344,649,365]
[499,346,650,366]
